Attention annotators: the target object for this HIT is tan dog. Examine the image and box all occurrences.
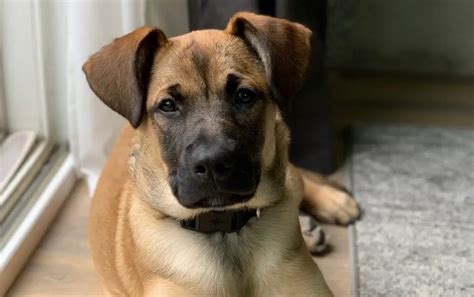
[84,12,358,296]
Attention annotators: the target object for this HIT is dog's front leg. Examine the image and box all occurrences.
[296,167,360,225]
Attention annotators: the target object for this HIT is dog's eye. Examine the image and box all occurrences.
[235,88,256,106]
[158,99,178,113]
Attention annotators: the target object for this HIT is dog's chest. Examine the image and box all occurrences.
[132,216,293,296]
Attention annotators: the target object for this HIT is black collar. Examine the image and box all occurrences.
[180,209,258,233]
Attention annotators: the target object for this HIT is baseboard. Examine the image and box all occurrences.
[0,153,77,295]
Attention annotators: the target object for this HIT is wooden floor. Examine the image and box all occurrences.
[7,179,352,297]
[7,182,103,296]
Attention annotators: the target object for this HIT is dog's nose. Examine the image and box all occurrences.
[174,136,258,208]
[191,140,237,181]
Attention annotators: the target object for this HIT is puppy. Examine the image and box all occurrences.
[83,12,358,296]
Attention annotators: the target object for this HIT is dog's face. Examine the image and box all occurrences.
[147,31,269,208]
[83,13,311,217]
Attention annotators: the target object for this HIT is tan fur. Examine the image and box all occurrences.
[87,12,359,297]
[298,167,359,225]
[91,120,333,296]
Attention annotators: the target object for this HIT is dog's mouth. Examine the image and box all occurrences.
[169,170,260,209]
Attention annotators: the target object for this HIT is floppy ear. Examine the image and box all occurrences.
[82,27,167,128]
[226,12,312,107]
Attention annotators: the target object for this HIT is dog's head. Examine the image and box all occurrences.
[83,12,311,217]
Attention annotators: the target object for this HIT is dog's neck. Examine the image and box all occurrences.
[127,188,302,296]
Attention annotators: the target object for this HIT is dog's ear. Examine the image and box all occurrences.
[226,12,312,108]
[83,27,167,128]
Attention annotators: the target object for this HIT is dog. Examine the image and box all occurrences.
[83,12,359,296]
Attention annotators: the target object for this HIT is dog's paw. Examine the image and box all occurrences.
[305,185,360,225]
[299,215,328,255]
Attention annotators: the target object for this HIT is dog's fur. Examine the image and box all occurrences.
[84,12,358,296]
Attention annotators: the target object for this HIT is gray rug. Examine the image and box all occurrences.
[350,125,474,296]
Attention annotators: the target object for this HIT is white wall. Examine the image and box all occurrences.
[39,2,69,144]
[2,1,48,135]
